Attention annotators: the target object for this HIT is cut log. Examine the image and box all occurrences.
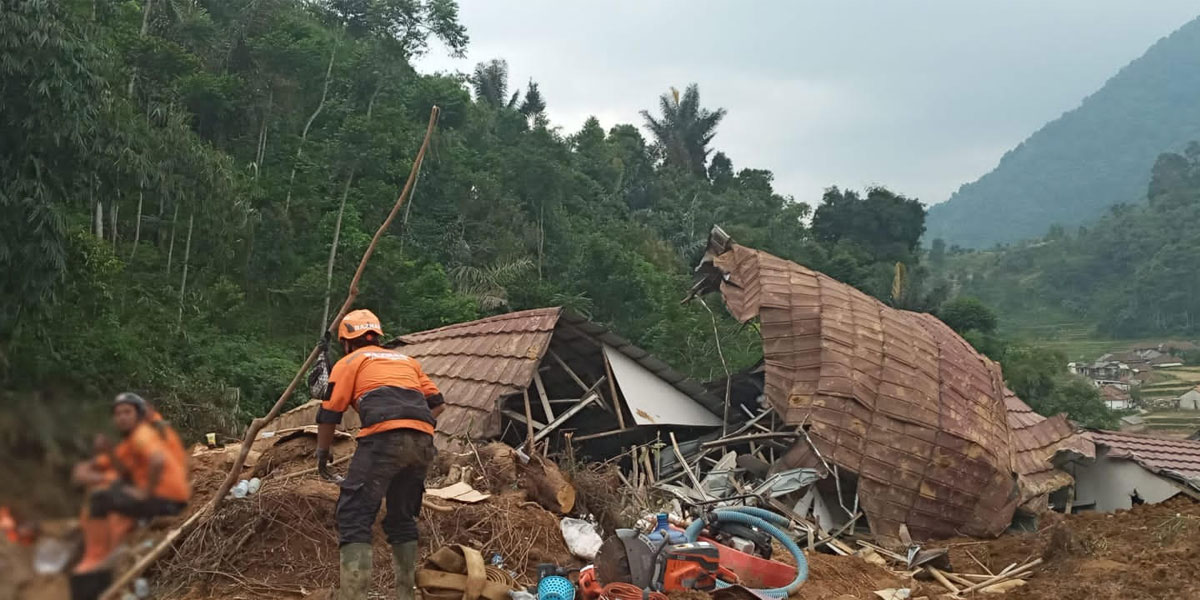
[518,453,575,514]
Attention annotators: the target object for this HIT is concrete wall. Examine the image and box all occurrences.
[1180,390,1200,410]
[1070,451,1182,511]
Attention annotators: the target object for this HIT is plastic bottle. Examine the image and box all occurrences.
[231,480,249,499]
[247,477,262,495]
[646,513,686,545]
[133,578,151,598]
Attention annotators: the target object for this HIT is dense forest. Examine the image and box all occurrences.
[926,14,1200,248]
[1,0,1114,468]
[943,143,1200,344]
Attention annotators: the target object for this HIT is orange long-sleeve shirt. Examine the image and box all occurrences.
[321,345,443,437]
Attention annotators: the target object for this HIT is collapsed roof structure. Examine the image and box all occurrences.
[690,227,1092,544]
[1068,429,1200,511]
[389,307,723,449]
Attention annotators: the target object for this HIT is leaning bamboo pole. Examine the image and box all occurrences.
[100,105,442,600]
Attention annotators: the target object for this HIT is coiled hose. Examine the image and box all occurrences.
[684,507,808,598]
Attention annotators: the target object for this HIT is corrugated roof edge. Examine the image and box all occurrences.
[558,312,725,419]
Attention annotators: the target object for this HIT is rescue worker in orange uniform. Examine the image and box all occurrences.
[311,309,444,600]
[70,393,190,599]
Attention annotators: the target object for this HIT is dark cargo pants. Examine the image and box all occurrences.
[336,428,435,546]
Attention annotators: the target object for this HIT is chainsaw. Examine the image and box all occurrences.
[593,529,739,594]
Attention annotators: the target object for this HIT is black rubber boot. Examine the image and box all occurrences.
[391,541,418,600]
[337,543,373,600]
[68,569,112,600]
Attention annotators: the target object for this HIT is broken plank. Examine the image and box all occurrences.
[958,559,1043,594]
[533,371,555,421]
[926,568,959,595]
[548,349,589,392]
[532,393,599,443]
[602,352,627,429]
[700,432,799,449]
[522,389,536,453]
[573,427,639,442]
[669,431,712,501]
[503,408,545,431]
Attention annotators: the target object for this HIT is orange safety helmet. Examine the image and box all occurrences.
[339,309,384,341]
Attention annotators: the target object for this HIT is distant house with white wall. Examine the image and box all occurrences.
[1180,387,1200,410]
[1066,430,1200,512]
[1100,385,1132,411]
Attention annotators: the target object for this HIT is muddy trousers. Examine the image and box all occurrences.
[88,484,186,519]
[336,428,435,546]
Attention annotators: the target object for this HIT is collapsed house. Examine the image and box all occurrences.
[1065,430,1200,511]
[389,307,723,452]
[269,308,723,457]
[688,227,1092,545]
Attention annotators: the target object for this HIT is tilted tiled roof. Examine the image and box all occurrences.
[391,307,722,442]
[393,308,560,439]
[1089,429,1200,486]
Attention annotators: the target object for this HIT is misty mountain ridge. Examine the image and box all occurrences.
[926,13,1200,248]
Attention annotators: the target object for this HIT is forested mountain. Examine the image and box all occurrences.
[2,0,939,445]
[925,14,1200,248]
[943,143,1200,340]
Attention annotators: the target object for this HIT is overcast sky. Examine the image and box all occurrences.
[416,1,1200,207]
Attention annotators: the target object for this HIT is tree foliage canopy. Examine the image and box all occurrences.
[946,144,1200,340]
[1,0,1087,453]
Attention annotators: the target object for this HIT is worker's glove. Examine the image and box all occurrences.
[316,448,342,483]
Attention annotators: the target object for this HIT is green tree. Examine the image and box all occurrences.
[812,186,926,263]
[1000,344,1117,428]
[641,84,726,175]
[472,59,518,108]
[939,297,998,335]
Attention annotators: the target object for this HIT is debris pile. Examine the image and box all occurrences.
[683,227,1093,546]
[942,495,1200,600]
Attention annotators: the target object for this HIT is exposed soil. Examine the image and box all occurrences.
[940,495,1200,599]
[791,552,908,599]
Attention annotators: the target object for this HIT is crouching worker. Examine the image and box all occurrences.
[69,393,190,600]
[310,309,444,600]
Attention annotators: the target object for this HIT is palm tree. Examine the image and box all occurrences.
[472,59,519,108]
[451,257,534,310]
[641,84,726,176]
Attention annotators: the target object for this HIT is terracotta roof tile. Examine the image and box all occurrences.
[393,308,561,440]
[392,307,722,443]
[1089,430,1200,483]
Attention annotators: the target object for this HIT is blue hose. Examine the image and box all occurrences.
[684,507,808,598]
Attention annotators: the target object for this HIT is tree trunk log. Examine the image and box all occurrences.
[518,453,575,514]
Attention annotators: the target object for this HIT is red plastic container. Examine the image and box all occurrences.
[696,535,797,589]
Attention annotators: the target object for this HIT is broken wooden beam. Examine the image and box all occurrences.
[532,388,603,443]
[602,352,626,429]
[533,371,555,421]
[548,349,589,392]
[572,427,639,442]
[503,408,545,431]
[669,431,712,501]
[700,431,799,449]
